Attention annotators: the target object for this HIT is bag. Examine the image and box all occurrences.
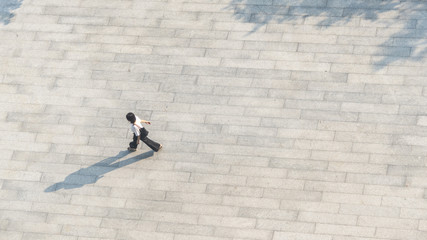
[139,127,149,139]
[133,123,149,138]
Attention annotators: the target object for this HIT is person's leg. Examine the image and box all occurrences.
[128,134,139,151]
[141,137,162,152]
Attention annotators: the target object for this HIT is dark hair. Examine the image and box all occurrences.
[126,112,136,123]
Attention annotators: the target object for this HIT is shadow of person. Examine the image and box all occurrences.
[0,0,23,25]
[45,150,154,192]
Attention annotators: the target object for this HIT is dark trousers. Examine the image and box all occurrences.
[131,134,161,152]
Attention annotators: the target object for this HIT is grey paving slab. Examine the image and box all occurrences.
[1,0,427,239]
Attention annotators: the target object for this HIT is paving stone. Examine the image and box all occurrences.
[174,235,231,240]
[263,188,322,201]
[273,232,332,240]
[298,212,357,225]
[256,219,315,233]
[116,230,173,240]
[375,228,427,240]
[61,225,117,239]
[358,216,419,230]
[315,224,375,237]
[288,170,346,182]
[0,196,28,208]
[339,203,400,218]
[346,173,405,186]
[222,196,280,209]
[214,227,272,240]
[46,214,101,227]
[294,139,352,152]
[321,192,382,205]
[0,231,22,240]
[280,200,340,214]
[182,203,238,217]
[158,222,214,236]
[298,43,353,54]
[269,158,328,170]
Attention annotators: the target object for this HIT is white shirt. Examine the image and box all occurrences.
[130,116,144,136]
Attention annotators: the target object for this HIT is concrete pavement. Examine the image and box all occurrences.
[1,0,427,239]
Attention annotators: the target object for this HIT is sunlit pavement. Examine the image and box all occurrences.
[1,0,427,239]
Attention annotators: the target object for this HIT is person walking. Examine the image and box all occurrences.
[126,112,162,152]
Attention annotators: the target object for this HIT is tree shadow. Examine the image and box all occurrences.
[0,0,23,25]
[226,0,427,69]
[45,150,154,192]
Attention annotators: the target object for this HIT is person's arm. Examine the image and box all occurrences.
[137,135,141,144]
[140,119,151,124]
